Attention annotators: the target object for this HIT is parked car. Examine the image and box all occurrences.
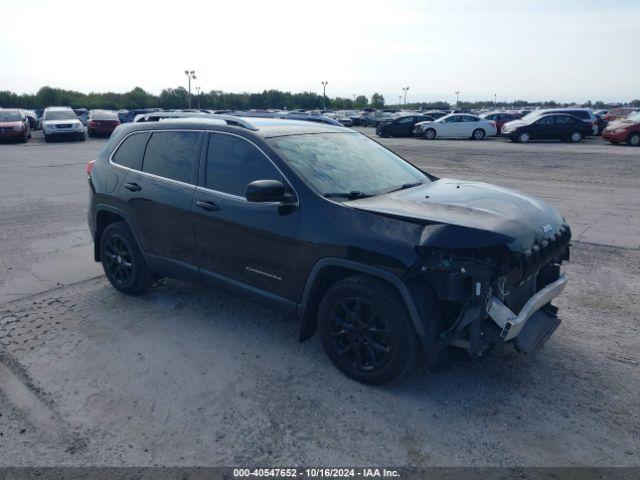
[522,108,598,135]
[480,112,520,135]
[42,107,86,142]
[324,112,353,127]
[414,113,497,140]
[602,111,640,146]
[603,107,636,123]
[0,109,30,143]
[420,110,448,120]
[280,112,343,126]
[87,116,571,384]
[22,109,40,130]
[87,110,121,137]
[376,114,434,137]
[501,113,591,143]
[361,111,395,127]
[73,108,89,125]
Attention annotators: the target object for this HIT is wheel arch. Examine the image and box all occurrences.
[93,205,142,262]
[297,258,426,344]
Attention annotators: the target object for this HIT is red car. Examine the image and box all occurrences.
[87,110,120,137]
[480,112,521,135]
[0,109,30,143]
[603,107,636,123]
[602,111,640,146]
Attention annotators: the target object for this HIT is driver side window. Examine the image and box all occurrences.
[206,133,282,197]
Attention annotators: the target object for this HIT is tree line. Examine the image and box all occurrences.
[1,86,638,111]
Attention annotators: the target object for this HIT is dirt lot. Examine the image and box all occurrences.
[0,129,638,467]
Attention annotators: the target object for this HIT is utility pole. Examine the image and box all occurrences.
[195,86,202,109]
[321,81,328,111]
[402,86,409,105]
[454,90,460,108]
[352,93,356,108]
[184,69,196,109]
[494,93,497,107]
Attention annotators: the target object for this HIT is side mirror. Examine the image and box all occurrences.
[245,179,286,203]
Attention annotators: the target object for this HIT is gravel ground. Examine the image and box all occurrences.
[0,129,638,467]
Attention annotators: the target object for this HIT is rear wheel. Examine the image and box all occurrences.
[318,275,420,384]
[100,222,154,294]
[627,133,640,146]
[517,131,531,143]
[424,128,436,140]
[44,134,50,142]
[20,131,28,143]
[472,128,486,140]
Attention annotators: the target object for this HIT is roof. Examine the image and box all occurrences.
[120,115,349,139]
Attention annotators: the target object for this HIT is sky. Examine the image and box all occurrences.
[1,0,638,104]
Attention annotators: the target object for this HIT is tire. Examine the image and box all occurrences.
[20,131,28,143]
[318,275,420,384]
[44,134,50,142]
[627,133,640,147]
[100,221,155,294]
[472,128,486,140]
[78,132,86,141]
[517,131,531,143]
[568,131,583,143]
[424,128,436,140]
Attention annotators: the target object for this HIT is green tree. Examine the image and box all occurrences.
[370,92,385,109]
[354,95,368,109]
[630,99,640,107]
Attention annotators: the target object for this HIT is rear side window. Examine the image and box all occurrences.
[142,131,200,183]
[112,132,151,170]
[206,133,281,196]
[569,111,589,119]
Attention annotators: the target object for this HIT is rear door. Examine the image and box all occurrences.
[193,132,302,302]
[118,130,202,276]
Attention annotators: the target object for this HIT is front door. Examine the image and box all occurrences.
[193,132,302,302]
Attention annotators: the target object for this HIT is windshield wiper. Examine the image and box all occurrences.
[386,181,423,194]
[324,191,373,200]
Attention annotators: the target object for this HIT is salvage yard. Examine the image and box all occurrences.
[0,130,639,466]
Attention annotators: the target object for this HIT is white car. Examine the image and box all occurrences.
[42,107,86,142]
[414,113,497,140]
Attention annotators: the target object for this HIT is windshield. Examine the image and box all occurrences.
[45,111,78,121]
[0,111,21,121]
[626,112,640,122]
[268,132,428,198]
[90,111,118,120]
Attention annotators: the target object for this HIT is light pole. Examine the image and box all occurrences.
[321,81,328,111]
[402,86,409,105]
[454,90,460,108]
[195,86,202,109]
[398,95,402,106]
[494,93,497,107]
[352,93,356,108]
[184,69,197,109]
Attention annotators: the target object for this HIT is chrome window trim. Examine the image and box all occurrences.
[108,128,299,204]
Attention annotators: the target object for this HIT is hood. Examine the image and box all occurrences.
[348,178,566,252]
[0,121,22,128]
[502,119,527,129]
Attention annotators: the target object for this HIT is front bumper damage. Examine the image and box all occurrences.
[487,273,567,355]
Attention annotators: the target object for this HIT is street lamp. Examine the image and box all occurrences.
[195,86,202,109]
[352,93,356,108]
[494,93,497,107]
[321,81,328,111]
[184,69,197,109]
[398,95,402,105]
[402,86,410,105]
[454,90,460,108]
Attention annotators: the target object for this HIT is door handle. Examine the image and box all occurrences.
[124,182,142,192]
[196,200,220,212]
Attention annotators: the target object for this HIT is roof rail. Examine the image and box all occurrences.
[209,114,259,131]
[141,112,259,131]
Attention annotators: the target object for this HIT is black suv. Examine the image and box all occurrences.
[87,116,571,384]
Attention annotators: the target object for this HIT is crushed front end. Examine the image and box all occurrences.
[410,223,572,359]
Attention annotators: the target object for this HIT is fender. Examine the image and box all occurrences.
[297,258,426,343]
[92,203,144,261]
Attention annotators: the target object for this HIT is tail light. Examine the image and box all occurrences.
[86,159,96,176]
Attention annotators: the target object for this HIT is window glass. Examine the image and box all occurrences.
[207,133,281,196]
[397,116,414,124]
[112,132,151,170]
[537,116,555,125]
[142,131,199,183]
[556,116,572,125]
[465,116,481,122]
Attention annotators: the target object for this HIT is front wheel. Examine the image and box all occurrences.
[472,128,486,140]
[517,131,531,143]
[627,133,640,146]
[318,275,420,384]
[424,128,436,140]
[100,222,154,294]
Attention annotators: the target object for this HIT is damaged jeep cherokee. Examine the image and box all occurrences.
[87,116,570,384]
